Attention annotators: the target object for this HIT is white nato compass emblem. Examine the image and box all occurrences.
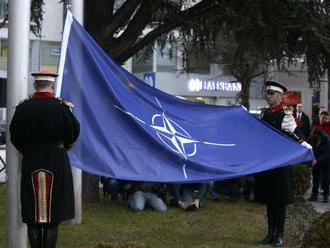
[114,97,236,179]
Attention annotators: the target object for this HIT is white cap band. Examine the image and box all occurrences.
[34,76,56,82]
[266,85,283,93]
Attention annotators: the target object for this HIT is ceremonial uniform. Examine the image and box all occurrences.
[255,104,302,205]
[10,92,79,224]
[255,81,311,247]
[9,70,80,248]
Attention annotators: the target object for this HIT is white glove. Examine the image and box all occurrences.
[281,114,297,134]
[301,141,313,149]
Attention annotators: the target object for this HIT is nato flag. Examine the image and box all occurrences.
[56,12,314,183]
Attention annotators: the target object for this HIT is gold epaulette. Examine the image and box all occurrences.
[56,97,74,108]
[63,100,74,108]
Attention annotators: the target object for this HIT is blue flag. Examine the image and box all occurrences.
[56,12,314,183]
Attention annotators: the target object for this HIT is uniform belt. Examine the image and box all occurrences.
[26,142,65,149]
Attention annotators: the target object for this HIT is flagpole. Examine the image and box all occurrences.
[66,0,84,225]
[6,0,31,247]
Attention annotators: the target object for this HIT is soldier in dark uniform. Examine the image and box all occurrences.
[255,80,312,247]
[10,70,80,248]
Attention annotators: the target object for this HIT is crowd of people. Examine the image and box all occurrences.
[100,177,253,211]
[307,106,330,203]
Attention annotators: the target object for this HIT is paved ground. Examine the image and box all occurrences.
[304,187,330,214]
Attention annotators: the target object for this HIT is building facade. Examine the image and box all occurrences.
[0,0,64,118]
[0,0,327,123]
[131,44,325,120]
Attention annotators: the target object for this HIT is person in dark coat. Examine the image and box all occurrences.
[255,80,312,247]
[294,103,311,139]
[171,183,207,211]
[10,70,80,248]
[311,106,327,129]
[307,129,330,203]
[311,111,330,136]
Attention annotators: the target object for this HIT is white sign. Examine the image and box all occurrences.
[188,78,242,92]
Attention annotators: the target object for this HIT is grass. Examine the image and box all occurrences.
[0,184,318,248]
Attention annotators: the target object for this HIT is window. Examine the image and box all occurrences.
[132,47,153,73]
[156,43,177,72]
[0,39,7,71]
[39,41,61,72]
[0,0,8,20]
[186,52,210,74]
[50,45,61,56]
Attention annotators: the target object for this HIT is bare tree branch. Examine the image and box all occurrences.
[116,0,221,62]
[104,0,142,37]
[109,0,162,59]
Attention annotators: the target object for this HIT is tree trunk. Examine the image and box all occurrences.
[81,2,107,203]
[240,79,251,110]
[82,172,99,203]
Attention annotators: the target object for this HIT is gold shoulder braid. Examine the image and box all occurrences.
[63,100,74,108]
[56,97,74,108]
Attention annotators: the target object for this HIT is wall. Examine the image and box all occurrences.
[30,1,63,42]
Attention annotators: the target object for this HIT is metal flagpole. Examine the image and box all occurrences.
[66,0,84,225]
[6,0,31,247]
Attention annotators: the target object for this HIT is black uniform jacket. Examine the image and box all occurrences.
[255,104,302,205]
[10,93,80,225]
[310,129,330,181]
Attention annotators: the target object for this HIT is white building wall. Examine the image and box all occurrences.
[0,26,7,39]
[30,1,63,42]
[320,81,328,110]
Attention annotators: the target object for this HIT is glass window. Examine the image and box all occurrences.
[0,0,8,20]
[41,41,61,72]
[186,52,210,74]
[132,47,153,73]
[156,43,177,72]
[0,39,7,71]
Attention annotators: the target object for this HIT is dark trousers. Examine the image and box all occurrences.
[266,204,286,235]
[312,165,329,197]
[321,167,330,197]
[28,224,58,248]
[312,166,321,196]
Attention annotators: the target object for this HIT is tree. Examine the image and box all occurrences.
[203,33,267,110]
[184,0,330,109]
[0,0,44,34]
[26,1,330,96]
